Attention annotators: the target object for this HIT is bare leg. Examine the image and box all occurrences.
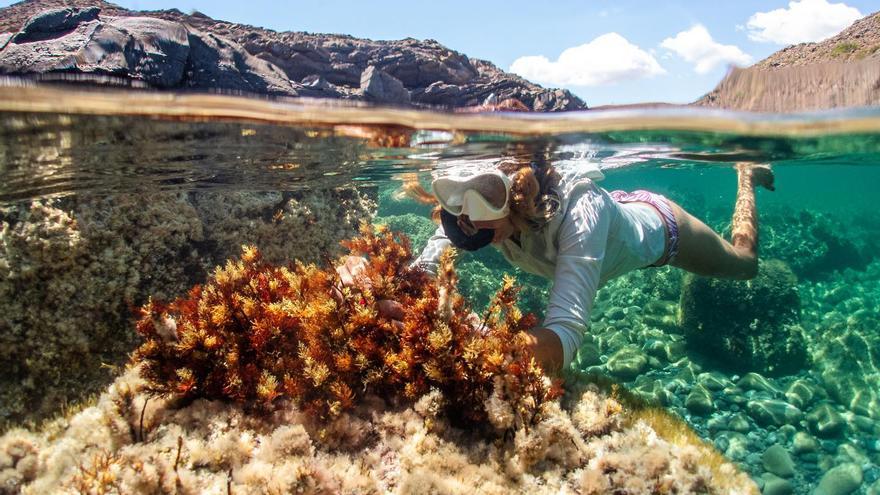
[669,163,774,280]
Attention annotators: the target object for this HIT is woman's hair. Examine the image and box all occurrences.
[496,158,562,232]
[399,157,562,231]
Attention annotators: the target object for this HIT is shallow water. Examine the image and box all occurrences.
[1,83,879,493]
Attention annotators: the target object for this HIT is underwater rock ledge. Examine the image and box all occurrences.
[0,188,375,428]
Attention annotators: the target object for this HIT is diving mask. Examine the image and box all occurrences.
[431,170,511,221]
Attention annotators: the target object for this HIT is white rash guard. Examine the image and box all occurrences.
[414,176,668,368]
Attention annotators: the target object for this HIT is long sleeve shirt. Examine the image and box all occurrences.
[414,175,667,368]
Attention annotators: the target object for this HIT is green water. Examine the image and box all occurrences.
[1,91,879,493]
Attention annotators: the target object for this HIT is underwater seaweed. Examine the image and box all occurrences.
[133,223,560,428]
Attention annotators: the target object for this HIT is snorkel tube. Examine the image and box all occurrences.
[440,209,494,251]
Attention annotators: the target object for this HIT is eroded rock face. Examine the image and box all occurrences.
[0,0,586,111]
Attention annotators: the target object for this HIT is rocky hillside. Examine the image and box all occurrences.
[754,11,880,69]
[0,0,585,111]
[697,10,880,112]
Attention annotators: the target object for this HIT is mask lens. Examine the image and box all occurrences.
[467,174,508,209]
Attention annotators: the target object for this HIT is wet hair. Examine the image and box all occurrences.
[496,158,562,232]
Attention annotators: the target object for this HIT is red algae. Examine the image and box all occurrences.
[133,223,559,427]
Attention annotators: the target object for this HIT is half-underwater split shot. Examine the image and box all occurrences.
[1,1,879,494]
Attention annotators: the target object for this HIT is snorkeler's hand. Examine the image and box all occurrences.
[336,255,371,291]
[378,300,405,332]
[335,256,405,330]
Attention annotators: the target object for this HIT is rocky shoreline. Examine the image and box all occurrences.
[0,0,584,111]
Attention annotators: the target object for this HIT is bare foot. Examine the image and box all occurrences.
[736,163,776,191]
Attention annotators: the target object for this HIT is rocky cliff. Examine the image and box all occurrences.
[0,0,585,111]
[697,11,880,112]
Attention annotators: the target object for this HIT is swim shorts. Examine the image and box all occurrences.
[609,189,680,267]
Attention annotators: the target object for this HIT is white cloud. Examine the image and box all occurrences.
[661,25,753,74]
[509,33,665,87]
[746,0,862,45]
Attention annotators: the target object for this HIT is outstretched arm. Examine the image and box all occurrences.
[539,187,611,374]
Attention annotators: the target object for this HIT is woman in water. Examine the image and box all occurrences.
[340,157,775,375]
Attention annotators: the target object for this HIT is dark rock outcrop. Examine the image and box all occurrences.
[360,65,410,104]
[0,0,586,111]
[679,259,808,377]
[696,11,880,111]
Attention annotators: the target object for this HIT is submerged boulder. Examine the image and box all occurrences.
[679,259,808,376]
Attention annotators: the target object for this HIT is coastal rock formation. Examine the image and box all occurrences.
[697,11,880,111]
[0,0,585,111]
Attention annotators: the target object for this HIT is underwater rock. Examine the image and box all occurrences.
[747,399,803,427]
[575,342,602,368]
[760,210,872,280]
[0,194,200,427]
[728,413,751,433]
[807,403,846,438]
[685,385,714,416]
[813,314,880,419]
[0,188,374,428]
[784,379,821,410]
[761,473,794,495]
[605,346,648,380]
[815,463,863,495]
[835,443,870,466]
[739,373,783,395]
[698,371,734,392]
[792,431,820,455]
[724,432,751,462]
[679,259,808,376]
[762,444,795,478]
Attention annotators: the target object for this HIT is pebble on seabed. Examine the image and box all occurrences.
[762,444,795,478]
[815,463,863,495]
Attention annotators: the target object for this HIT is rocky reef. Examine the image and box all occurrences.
[0,227,756,494]
[0,0,584,111]
[0,187,374,429]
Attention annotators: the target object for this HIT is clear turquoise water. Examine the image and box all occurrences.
[1,95,879,493]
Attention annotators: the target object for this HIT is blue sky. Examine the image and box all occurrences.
[4,0,876,106]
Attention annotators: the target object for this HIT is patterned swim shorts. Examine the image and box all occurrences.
[609,189,680,267]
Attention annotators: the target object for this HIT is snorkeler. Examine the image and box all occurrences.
[340,158,775,375]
